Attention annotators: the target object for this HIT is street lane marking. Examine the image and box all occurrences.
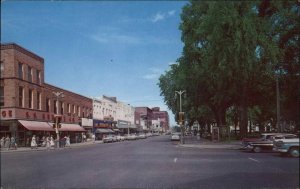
[248,157,260,163]
[174,158,177,163]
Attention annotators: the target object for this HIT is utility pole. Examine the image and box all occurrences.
[175,90,185,144]
[52,91,64,148]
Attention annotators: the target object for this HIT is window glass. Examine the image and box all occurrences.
[19,86,23,107]
[0,86,4,106]
[28,66,32,82]
[46,98,50,112]
[29,89,33,108]
[18,63,23,79]
[37,92,41,110]
[36,70,40,84]
[0,62,4,77]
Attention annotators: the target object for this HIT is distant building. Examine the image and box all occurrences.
[0,43,93,145]
[134,107,169,133]
[151,107,169,132]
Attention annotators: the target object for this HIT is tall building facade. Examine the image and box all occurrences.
[0,43,93,145]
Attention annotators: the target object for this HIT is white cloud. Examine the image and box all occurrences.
[151,12,165,23]
[168,10,176,16]
[143,67,163,80]
[91,33,140,45]
[151,10,176,23]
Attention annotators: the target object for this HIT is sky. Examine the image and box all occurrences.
[1,1,188,127]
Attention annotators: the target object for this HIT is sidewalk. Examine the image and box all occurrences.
[0,140,103,153]
[178,135,242,150]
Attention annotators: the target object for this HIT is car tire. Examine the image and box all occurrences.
[253,146,262,153]
[289,147,299,158]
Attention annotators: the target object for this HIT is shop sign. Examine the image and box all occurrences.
[1,110,13,118]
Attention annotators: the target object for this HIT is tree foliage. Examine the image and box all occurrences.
[158,0,300,136]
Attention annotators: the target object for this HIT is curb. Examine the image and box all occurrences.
[0,141,104,153]
[178,144,241,150]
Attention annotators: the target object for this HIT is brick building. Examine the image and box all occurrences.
[151,107,170,132]
[0,43,93,146]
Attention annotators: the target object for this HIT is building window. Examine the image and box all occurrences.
[46,98,50,112]
[29,89,33,109]
[67,103,71,113]
[0,86,4,106]
[19,86,23,107]
[18,63,23,79]
[37,92,41,110]
[28,66,32,82]
[0,61,4,78]
[36,70,41,85]
[73,105,76,114]
[54,100,57,114]
[61,102,64,115]
[78,106,81,117]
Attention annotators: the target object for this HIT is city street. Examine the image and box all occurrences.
[1,135,299,189]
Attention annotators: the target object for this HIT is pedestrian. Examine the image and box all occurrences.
[0,136,5,150]
[31,135,37,149]
[10,136,17,150]
[92,133,95,143]
[65,136,71,148]
[46,136,51,150]
[4,136,10,150]
[50,135,55,147]
[42,136,46,147]
[75,135,78,143]
[83,134,86,142]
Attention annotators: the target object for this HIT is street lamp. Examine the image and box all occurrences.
[175,90,185,144]
[52,91,64,148]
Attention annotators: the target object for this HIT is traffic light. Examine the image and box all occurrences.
[58,123,62,128]
[179,112,185,124]
[52,124,56,129]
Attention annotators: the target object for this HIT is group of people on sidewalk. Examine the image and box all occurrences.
[30,135,71,150]
[0,136,17,150]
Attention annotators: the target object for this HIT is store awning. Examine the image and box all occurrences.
[18,120,54,131]
[95,129,115,133]
[113,129,120,132]
[58,123,86,132]
[117,124,129,129]
[130,125,137,129]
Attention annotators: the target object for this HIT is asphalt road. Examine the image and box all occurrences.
[1,135,299,189]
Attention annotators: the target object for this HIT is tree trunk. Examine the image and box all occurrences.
[239,92,248,138]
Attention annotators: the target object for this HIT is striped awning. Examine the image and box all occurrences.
[18,120,54,131]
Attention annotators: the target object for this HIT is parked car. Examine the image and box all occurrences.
[171,133,180,141]
[103,135,114,143]
[127,134,137,140]
[137,134,147,139]
[116,135,125,141]
[241,133,286,149]
[273,138,300,157]
[146,133,153,137]
[243,133,297,153]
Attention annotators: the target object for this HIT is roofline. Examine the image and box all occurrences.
[44,82,92,101]
[1,43,44,63]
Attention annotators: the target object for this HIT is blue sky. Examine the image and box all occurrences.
[1,1,187,126]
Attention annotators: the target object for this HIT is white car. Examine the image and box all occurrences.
[137,134,147,139]
[127,134,137,140]
[116,135,125,141]
[171,133,180,141]
[103,135,114,143]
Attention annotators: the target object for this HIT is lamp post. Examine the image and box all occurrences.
[175,90,185,144]
[52,91,64,148]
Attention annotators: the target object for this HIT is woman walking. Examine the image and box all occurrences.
[31,135,37,149]
[65,136,71,148]
[0,136,5,150]
[4,136,10,150]
[46,136,51,150]
[50,135,55,147]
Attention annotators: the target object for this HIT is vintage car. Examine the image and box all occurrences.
[273,138,300,157]
[243,133,297,153]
